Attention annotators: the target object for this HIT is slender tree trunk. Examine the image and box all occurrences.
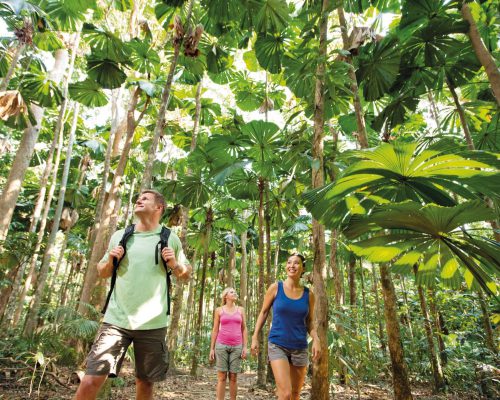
[337,6,369,149]
[24,103,80,336]
[379,264,413,400]
[427,288,447,365]
[78,88,143,314]
[190,211,213,376]
[256,177,266,387]
[447,79,474,150]
[371,264,386,354]
[400,275,414,340]
[461,3,500,105]
[182,251,198,344]
[310,2,330,398]
[227,230,236,288]
[360,265,372,356]
[142,2,195,189]
[5,112,67,328]
[330,230,346,384]
[0,43,26,91]
[30,32,81,233]
[0,49,68,242]
[123,177,136,227]
[477,290,496,354]
[348,253,357,332]
[240,230,248,311]
[416,281,445,391]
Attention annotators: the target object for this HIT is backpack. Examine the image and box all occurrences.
[101,224,173,316]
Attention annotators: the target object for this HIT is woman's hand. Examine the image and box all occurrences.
[209,349,215,361]
[250,337,259,357]
[241,347,247,360]
[311,339,321,362]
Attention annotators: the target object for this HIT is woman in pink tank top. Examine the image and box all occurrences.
[209,287,248,400]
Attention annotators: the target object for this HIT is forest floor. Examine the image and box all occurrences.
[0,361,485,400]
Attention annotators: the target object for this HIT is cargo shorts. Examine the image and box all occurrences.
[85,322,169,382]
[215,342,243,373]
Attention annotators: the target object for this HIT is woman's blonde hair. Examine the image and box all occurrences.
[221,287,237,306]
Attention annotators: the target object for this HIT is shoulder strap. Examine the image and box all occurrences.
[102,224,135,314]
[157,226,173,315]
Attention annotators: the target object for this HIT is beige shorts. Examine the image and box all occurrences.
[85,323,169,382]
[215,343,243,373]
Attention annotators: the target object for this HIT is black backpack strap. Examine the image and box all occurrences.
[101,224,135,314]
[157,226,172,315]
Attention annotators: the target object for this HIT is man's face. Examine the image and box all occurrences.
[134,192,161,216]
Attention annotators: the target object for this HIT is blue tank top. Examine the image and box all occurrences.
[268,281,309,350]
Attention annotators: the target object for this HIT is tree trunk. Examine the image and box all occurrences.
[447,79,474,150]
[24,103,80,336]
[0,43,26,91]
[141,2,195,189]
[5,111,67,328]
[427,288,447,365]
[416,282,445,391]
[371,264,386,354]
[348,253,357,332]
[360,264,372,356]
[337,7,369,149]
[0,49,68,242]
[190,210,213,376]
[227,230,236,288]
[310,2,330,398]
[182,251,198,344]
[256,177,266,387]
[461,3,500,106]
[78,88,142,315]
[379,264,413,400]
[477,290,496,354]
[400,275,414,340]
[30,32,81,234]
[239,230,248,311]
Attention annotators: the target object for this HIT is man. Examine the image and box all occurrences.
[75,190,191,400]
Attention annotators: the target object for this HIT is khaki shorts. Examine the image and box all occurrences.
[268,341,308,367]
[86,323,169,382]
[215,343,243,373]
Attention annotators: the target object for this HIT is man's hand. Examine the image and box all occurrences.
[161,247,177,268]
[110,246,125,263]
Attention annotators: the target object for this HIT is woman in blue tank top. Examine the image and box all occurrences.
[250,254,320,400]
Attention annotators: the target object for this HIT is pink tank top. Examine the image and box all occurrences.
[216,307,243,346]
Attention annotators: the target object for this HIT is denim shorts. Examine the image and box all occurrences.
[86,322,169,382]
[268,341,308,367]
[215,342,243,373]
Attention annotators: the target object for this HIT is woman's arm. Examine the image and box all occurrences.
[209,307,221,361]
[251,283,278,356]
[240,307,248,359]
[306,290,321,361]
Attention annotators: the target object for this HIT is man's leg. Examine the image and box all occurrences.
[74,375,107,400]
[136,378,154,400]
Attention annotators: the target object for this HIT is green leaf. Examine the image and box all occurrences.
[356,36,401,101]
[243,50,260,72]
[33,31,64,51]
[252,0,290,34]
[86,55,127,89]
[20,72,63,107]
[68,79,108,107]
[254,32,287,74]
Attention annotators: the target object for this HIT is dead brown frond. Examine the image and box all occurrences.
[0,90,27,120]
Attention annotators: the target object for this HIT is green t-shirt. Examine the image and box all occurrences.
[100,226,188,330]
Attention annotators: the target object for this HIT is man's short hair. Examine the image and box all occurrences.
[140,190,166,215]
